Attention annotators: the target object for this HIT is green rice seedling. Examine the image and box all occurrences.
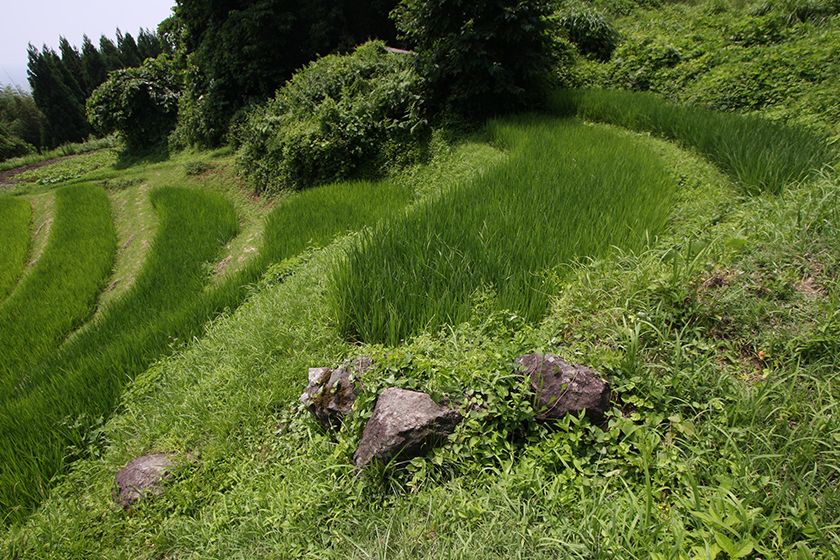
[0,178,412,522]
[553,89,835,195]
[332,117,676,345]
[0,187,237,518]
[0,197,31,302]
[0,184,115,386]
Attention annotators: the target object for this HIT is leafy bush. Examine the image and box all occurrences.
[555,1,620,61]
[0,123,33,161]
[86,55,181,153]
[236,41,428,193]
[172,0,399,147]
[393,0,561,118]
[609,38,682,91]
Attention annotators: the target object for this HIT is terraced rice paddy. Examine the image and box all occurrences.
[0,170,416,521]
[553,89,835,195]
[332,117,676,345]
[0,185,115,384]
[0,197,31,302]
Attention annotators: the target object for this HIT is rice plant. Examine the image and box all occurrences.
[331,117,676,345]
[0,178,412,522]
[552,89,835,195]
[0,196,31,302]
[0,184,115,386]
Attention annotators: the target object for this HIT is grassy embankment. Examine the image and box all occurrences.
[3,96,837,555]
[0,150,436,522]
[0,197,31,301]
[0,184,115,385]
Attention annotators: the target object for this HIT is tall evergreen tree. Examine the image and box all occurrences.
[59,37,90,97]
[99,35,124,71]
[117,30,143,67]
[81,35,108,89]
[137,28,164,60]
[27,45,89,145]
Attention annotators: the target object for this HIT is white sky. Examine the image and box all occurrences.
[0,0,176,90]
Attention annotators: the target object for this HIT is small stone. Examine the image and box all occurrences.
[354,388,461,468]
[300,357,372,430]
[114,453,175,508]
[516,353,611,421]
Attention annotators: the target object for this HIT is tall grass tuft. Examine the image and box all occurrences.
[331,117,676,345]
[552,89,835,195]
[0,185,115,385]
[0,197,31,302]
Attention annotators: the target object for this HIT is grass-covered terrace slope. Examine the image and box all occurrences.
[333,117,676,345]
[11,128,840,557]
[0,139,503,524]
[0,196,31,302]
[0,184,115,384]
[553,89,835,195]
[0,186,238,520]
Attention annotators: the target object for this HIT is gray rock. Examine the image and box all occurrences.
[114,453,175,508]
[300,357,372,429]
[354,388,461,468]
[516,353,611,421]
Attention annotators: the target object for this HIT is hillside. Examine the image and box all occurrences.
[0,0,838,558]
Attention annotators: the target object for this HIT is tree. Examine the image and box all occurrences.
[393,0,560,118]
[87,55,181,153]
[137,28,164,60]
[59,37,90,96]
[27,45,90,145]
[0,86,47,149]
[172,0,399,147]
[81,35,108,89]
[99,35,124,71]
[117,30,143,67]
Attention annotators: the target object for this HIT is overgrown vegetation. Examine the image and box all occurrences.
[332,117,675,345]
[236,42,427,192]
[585,0,840,140]
[553,89,835,194]
[0,197,31,301]
[87,56,181,153]
[394,0,561,118]
[172,0,399,147]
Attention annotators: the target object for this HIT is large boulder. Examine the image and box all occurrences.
[300,357,372,429]
[114,453,175,508]
[354,388,462,468]
[516,353,611,421]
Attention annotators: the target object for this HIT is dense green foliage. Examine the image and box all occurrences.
[0,197,31,301]
[0,87,46,153]
[589,0,840,140]
[554,88,834,194]
[0,185,115,389]
[393,0,560,117]
[236,42,427,192]
[172,0,399,147]
[26,29,168,148]
[87,56,181,153]
[555,1,619,61]
[0,123,33,161]
[332,118,675,344]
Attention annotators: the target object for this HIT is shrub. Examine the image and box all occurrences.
[609,38,682,91]
[0,123,33,161]
[393,0,561,118]
[555,1,620,61]
[235,41,428,193]
[86,55,181,153]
